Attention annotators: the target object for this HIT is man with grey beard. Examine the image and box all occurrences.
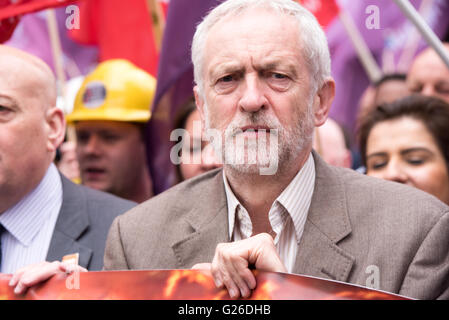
[11,0,449,300]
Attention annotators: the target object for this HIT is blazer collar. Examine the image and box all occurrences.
[171,169,230,269]
[171,169,229,268]
[171,153,355,281]
[293,150,354,282]
[46,174,93,268]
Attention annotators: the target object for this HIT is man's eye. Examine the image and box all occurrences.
[102,134,120,142]
[409,84,422,93]
[219,75,235,82]
[271,73,287,79]
[214,74,239,94]
[266,72,291,91]
[0,105,11,113]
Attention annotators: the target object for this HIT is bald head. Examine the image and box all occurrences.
[407,43,449,103]
[313,118,352,168]
[0,45,57,110]
[0,45,65,214]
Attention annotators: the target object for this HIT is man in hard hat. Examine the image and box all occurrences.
[66,59,155,203]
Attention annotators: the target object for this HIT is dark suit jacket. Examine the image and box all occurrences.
[104,152,449,299]
[46,175,136,270]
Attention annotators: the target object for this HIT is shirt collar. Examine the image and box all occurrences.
[223,152,315,241]
[0,164,63,246]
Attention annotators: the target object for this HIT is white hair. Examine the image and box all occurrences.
[191,0,331,97]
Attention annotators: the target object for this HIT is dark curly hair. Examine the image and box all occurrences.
[358,94,449,169]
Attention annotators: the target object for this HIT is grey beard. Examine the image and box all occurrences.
[204,102,315,176]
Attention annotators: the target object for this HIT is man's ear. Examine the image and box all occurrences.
[45,106,66,152]
[313,78,336,127]
[193,85,206,124]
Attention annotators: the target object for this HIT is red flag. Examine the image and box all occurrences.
[69,0,161,76]
[0,0,77,43]
[297,0,340,29]
[0,0,78,20]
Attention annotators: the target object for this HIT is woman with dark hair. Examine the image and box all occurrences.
[358,94,449,205]
[172,98,221,184]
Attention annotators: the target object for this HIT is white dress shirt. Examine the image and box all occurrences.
[0,163,62,274]
[223,153,315,273]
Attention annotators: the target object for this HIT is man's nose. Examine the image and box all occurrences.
[238,75,268,113]
[421,85,436,97]
[82,135,101,155]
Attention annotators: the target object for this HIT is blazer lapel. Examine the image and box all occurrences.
[293,152,355,282]
[171,170,230,268]
[46,175,93,269]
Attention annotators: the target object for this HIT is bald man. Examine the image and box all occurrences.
[313,118,352,168]
[0,46,135,273]
[407,43,449,103]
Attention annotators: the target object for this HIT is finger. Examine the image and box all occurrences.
[9,265,32,287]
[191,263,212,271]
[14,261,62,295]
[215,256,249,299]
[61,262,87,274]
[226,259,255,299]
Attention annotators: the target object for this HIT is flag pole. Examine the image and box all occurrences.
[396,0,432,71]
[338,9,383,84]
[146,0,166,52]
[393,0,449,69]
[46,8,76,143]
[46,9,66,91]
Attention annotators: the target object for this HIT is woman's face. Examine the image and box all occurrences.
[179,109,222,181]
[366,116,449,205]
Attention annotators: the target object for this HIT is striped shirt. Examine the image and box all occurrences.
[0,163,62,274]
[224,152,315,273]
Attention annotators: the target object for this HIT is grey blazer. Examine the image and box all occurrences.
[46,175,136,270]
[104,152,449,299]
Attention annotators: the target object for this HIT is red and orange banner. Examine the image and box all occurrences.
[0,270,409,300]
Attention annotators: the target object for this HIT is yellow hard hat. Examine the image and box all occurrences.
[67,59,156,123]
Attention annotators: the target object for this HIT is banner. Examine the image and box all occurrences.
[0,270,409,300]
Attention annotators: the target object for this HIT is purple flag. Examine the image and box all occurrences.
[147,0,224,194]
[327,0,449,138]
[6,6,98,78]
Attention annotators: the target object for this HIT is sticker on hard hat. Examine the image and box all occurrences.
[82,81,106,109]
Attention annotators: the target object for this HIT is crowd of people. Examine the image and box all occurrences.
[1,0,449,300]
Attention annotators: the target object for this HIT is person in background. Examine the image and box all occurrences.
[172,99,222,183]
[65,59,156,203]
[358,94,449,206]
[0,46,135,275]
[354,73,410,172]
[313,118,352,168]
[372,73,409,107]
[357,73,409,128]
[407,43,449,103]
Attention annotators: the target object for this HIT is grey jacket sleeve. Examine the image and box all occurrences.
[400,210,449,300]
